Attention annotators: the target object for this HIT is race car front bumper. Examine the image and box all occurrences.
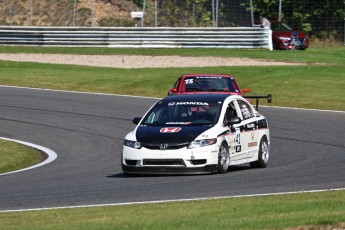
[121,145,219,175]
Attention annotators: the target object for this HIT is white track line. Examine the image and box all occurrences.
[263,105,345,113]
[0,137,58,176]
[1,188,345,213]
[0,84,161,99]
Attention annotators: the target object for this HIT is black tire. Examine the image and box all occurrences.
[121,155,132,177]
[218,142,230,173]
[250,136,269,168]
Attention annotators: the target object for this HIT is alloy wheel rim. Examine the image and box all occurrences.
[262,141,269,163]
[220,145,229,169]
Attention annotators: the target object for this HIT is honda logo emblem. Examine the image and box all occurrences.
[160,127,181,133]
[159,144,168,150]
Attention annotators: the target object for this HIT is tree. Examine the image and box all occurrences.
[157,0,211,26]
[247,0,345,40]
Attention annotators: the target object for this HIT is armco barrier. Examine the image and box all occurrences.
[0,26,271,49]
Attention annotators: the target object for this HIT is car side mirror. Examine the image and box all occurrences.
[243,88,250,93]
[170,88,177,93]
[132,117,142,125]
[227,116,241,126]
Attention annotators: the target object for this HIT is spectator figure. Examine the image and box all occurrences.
[259,16,271,29]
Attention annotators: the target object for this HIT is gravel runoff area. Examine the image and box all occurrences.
[0,53,305,68]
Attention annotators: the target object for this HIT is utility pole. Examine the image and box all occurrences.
[9,0,12,26]
[29,0,32,26]
[91,0,94,27]
[250,0,254,26]
[154,0,157,27]
[73,0,77,26]
[212,0,215,27]
[141,0,146,27]
[279,0,282,21]
[215,0,219,27]
[212,0,219,27]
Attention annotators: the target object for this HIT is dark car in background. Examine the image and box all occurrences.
[271,21,309,50]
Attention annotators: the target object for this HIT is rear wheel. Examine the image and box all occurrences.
[218,142,230,173]
[250,136,269,168]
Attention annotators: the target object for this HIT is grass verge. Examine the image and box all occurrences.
[0,190,345,230]
[1,61,344,111]
[0,139,44,174]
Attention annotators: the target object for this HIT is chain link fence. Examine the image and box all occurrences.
[0,0,344,43]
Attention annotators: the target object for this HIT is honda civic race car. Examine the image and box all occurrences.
[122,94,271,175]
[168,74,250,96]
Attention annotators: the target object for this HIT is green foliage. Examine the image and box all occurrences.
[132,0,143,8]
[251,0,280,18]
[250,0,345,40]
[157,0,211,27]
[0,0,343,39]
[301,22,312,32]
[77,8,92,27]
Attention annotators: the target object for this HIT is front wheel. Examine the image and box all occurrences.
[250,136,269,168]
[218,142,230,173]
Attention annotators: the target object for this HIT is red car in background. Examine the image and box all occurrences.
[168,74,249,96]
[271,21,309,50]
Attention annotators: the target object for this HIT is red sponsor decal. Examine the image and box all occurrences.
[160,127,181,133]
[248,142,257,147]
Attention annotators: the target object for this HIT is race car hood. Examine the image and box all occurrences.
[136,125,212,144]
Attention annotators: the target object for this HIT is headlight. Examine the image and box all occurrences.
[188,138,217,149]
[278,37,291,45]
[124,140,142,149]
[278,36,290,41]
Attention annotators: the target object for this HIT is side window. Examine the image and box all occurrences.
[226,78,237,93]
[174,78,181,89]
[223,101,237,126]
[146,109,162,124]
[238,100,254,120]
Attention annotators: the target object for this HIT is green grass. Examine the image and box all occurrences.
[0,190,345,230]
[0,139,44,174]
[1,60,344,110]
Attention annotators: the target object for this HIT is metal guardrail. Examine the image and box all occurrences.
[0,26,271,49]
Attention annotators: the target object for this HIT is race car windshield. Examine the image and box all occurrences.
[142,101,223,126]
[271,22,292,31]
[183,76,239,93]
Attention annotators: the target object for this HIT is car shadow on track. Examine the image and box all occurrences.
[106,165,252,178]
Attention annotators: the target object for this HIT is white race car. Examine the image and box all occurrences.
[122,94,271,175]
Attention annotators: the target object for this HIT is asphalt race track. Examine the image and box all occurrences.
[0,86,344,211]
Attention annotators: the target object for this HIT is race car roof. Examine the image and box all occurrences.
[181,73,234,78]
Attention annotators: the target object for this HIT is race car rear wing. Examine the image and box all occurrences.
[244,94,272,111]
